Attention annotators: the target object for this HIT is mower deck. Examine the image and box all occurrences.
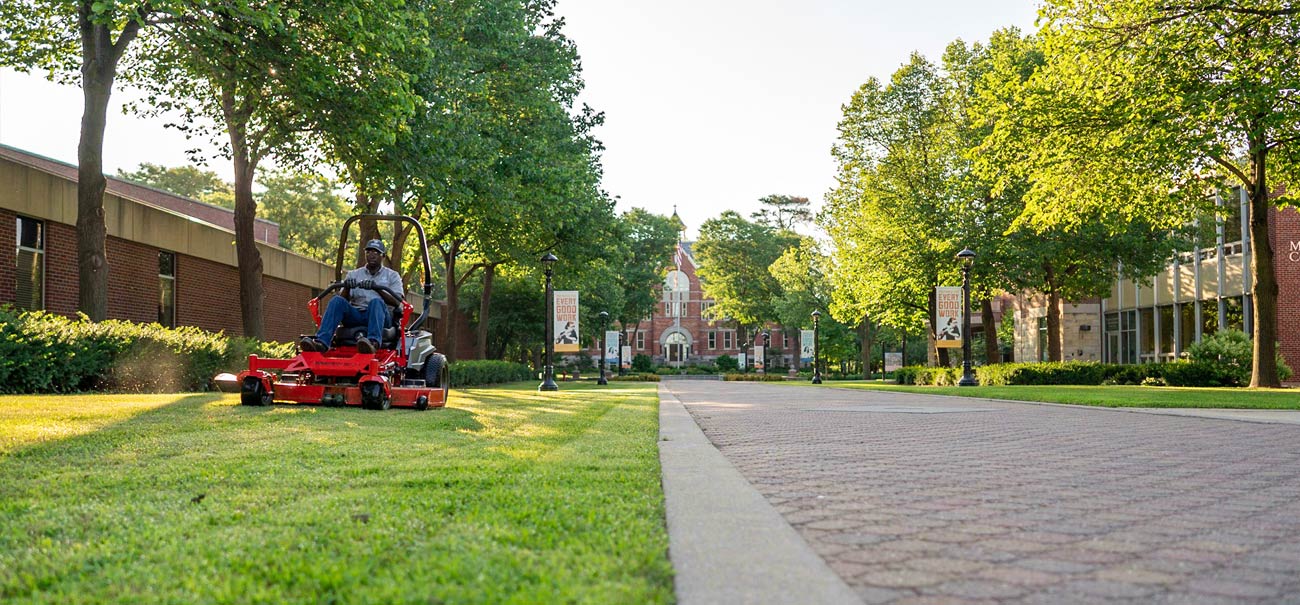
[237,349,447,411]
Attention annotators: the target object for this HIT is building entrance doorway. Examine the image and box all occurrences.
[665,332,690,367]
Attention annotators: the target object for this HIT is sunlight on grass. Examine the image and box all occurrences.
[812,381,1300,409]
[0,383,672,604]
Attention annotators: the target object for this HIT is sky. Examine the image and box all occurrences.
[0,0,1040,239]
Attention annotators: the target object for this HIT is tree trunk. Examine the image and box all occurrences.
[476,263,497,359]
[859,318,872,377]
[1247,141,1280,387]
[441,239,462,362]
[224,93,264,340]
[982,298,999,364]
[75,14,139,321]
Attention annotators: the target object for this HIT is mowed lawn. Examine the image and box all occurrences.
[813,381,1300,409]
[0,383,672,604]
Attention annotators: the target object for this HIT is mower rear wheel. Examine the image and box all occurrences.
[360,381,390,411]
[240,377,272,406]
[423,353,449,405]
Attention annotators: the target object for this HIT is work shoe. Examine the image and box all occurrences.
[357,338,378,354]
[299,336,325,352]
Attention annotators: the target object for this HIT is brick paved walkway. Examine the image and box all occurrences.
[666,382,1300,604]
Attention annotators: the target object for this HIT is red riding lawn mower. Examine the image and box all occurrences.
[223,214,448,411]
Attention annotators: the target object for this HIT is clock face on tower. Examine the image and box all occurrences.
[665,270,688,293]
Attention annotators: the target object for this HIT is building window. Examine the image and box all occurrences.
[708,331,716,350]
[159,251,176,327]
[636,331,645,350]
[15,216,44,310]
[1158,305,1175,360]
[1140,307,1155,362]
[723,331,734,349]
[782,332,789,349]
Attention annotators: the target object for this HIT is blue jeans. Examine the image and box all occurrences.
[316,297,389,347]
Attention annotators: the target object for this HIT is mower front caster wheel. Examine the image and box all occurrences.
[241,377,272,406]
[360,382,390,411]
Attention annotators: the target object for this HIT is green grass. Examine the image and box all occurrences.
[0,383,673,604]
[806,381,1300,409]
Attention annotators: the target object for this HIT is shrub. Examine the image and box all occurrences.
[610,373,660,382]
[448,359,534,387]
[975,362,1109,386]
[0,307,290,394]
[1185,329,1293,384]
[723,373,785,382]
[631,354,654,373]
[895,366,922,385]
[715,354,738,372]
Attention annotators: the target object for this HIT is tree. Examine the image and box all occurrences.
[751,194,813,230]
[821,53,967,365]
[132,0,419,339]
[1,0,181,320]
[116,162,233,207]
[952,29,1184,362]
[256,170,352,264]
[612,208,681,354]
[1000,1,1300,385]
[694,210,800,331]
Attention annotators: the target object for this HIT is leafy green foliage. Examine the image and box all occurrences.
[723,374,786,382]
[714,354,738,372]
[256,170,353,264]
[0,307,290,393]
[631,354,653,373]
[694,211,800,328]
[609,373,661,382]
[750,194,812,230]
[116,163,234,207]
[1185,330,1294,385]
[0,383,673,602]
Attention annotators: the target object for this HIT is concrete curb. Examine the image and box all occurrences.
[658,384,861,605]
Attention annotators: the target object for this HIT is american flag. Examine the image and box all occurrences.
[674,244,684,270]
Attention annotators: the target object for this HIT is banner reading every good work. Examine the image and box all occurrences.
[553,290,580,352]
[935,286,963,348]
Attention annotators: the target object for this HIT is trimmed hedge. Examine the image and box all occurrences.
[447,360,534,387]
[0,307,292,393]
[610,373,661,382]
[723,373,786,382]
[897,361,1253,388]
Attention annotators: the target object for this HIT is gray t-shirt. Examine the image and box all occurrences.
[344,265,404,309]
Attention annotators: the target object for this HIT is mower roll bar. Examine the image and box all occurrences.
[333,214,435,332]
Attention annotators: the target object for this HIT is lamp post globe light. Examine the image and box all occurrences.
[956,248,977,387]
[597,310,609,386]
[539,252,559,392]
[811,310,822,384]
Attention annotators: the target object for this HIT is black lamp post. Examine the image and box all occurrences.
[759,331,770,374]
[597,310,609,385]
[811,310,822,384]
[539,252,559,392]
[956,248,977,387]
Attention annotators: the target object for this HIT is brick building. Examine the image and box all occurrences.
[0,144,434,343]
[590,231,799,370]
[1012,190,1300,377]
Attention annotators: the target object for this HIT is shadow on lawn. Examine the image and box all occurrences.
[1,392,483,470]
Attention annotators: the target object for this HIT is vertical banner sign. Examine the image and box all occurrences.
[935,286,963,348]
[605,331,620,364]
[753,345,765,370]
[885,352,903,372]
[553,291,580,353]
[738,352,746,370]
[621,345,632,370]
[800,330,815,364]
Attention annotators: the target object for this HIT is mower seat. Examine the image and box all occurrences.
[332,325,400,350]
